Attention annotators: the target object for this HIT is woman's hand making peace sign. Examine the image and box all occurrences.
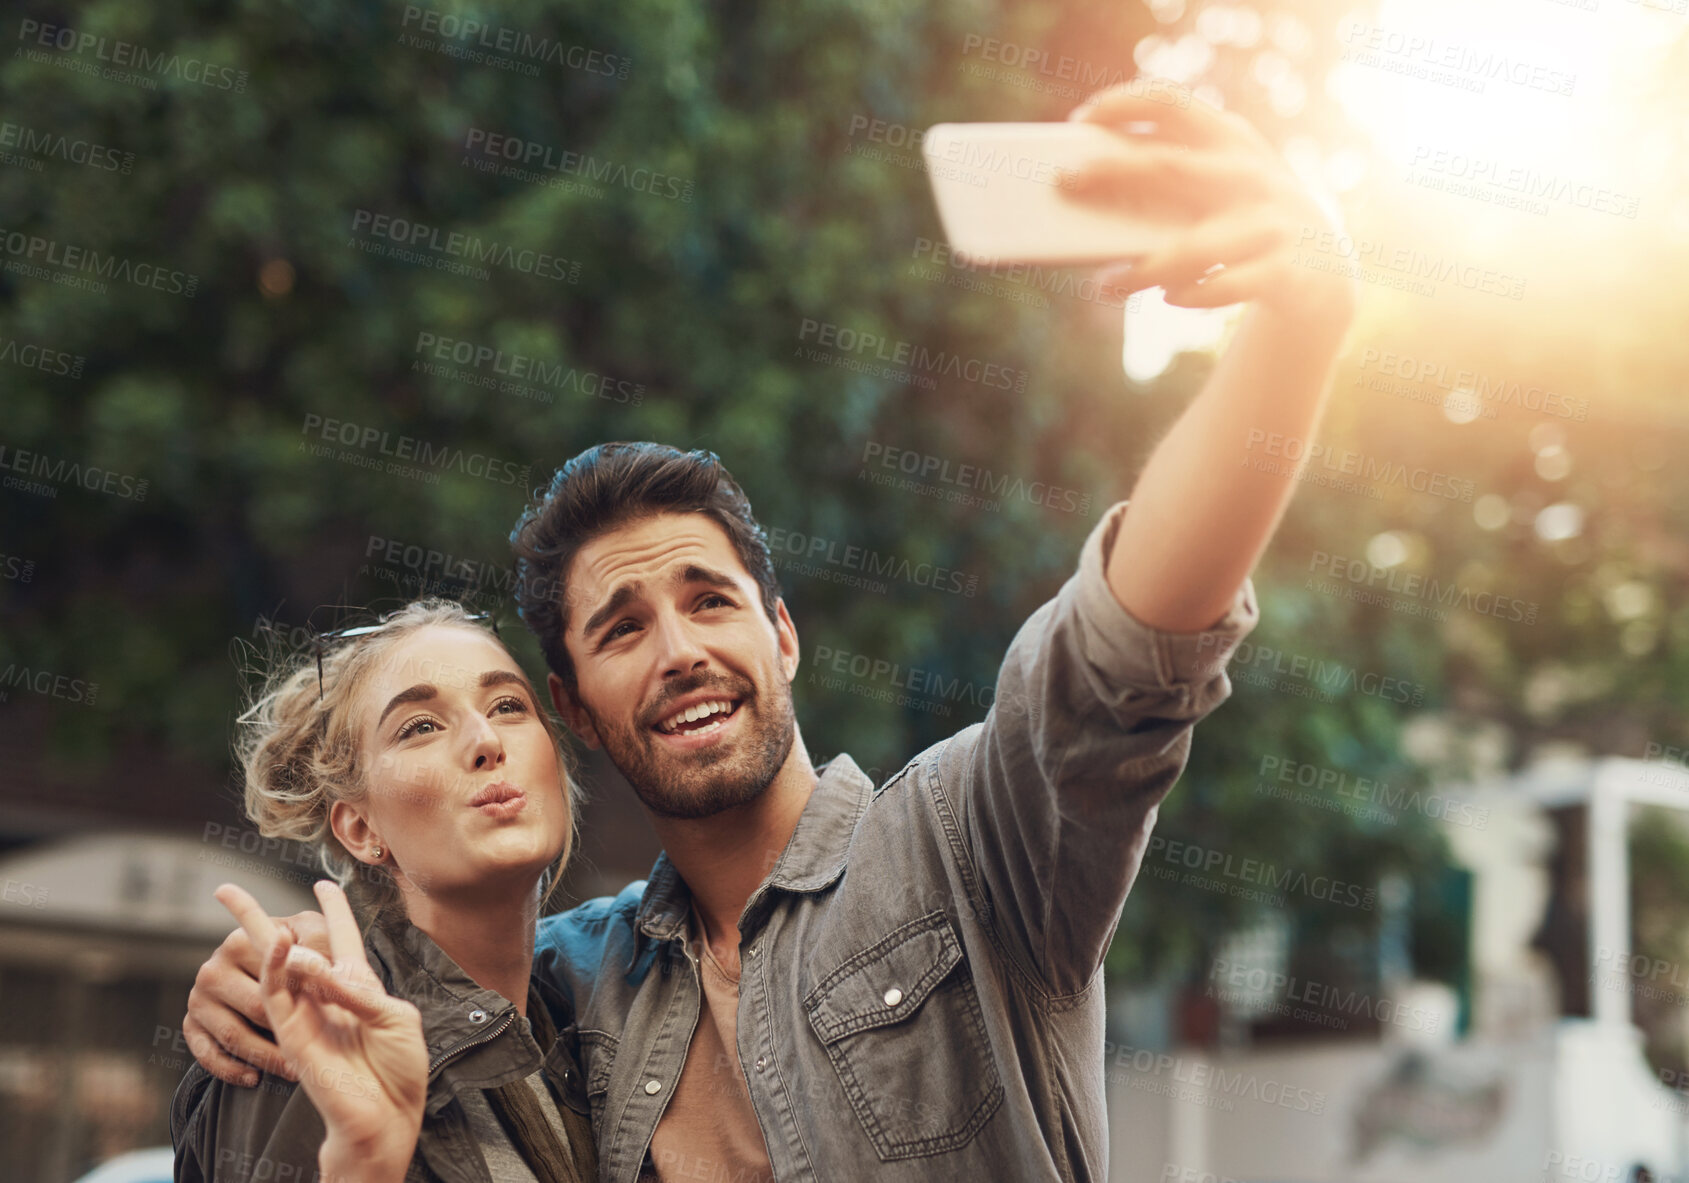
[214,879,427,1183]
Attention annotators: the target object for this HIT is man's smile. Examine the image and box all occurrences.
[649,692,747,748]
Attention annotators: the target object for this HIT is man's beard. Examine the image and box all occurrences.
[585,671,796,820]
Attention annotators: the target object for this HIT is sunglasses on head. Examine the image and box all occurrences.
[309,608,500,703]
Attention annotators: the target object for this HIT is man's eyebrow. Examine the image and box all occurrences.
[678,564,738,593]
[378,683,438,728]
[581,582,643,643]
[579,565,742,643]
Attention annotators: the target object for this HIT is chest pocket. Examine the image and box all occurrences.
[804,911,1004,1161]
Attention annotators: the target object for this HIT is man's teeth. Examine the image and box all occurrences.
[659,699,735,733]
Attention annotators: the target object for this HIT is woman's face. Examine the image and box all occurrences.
[345,624,569,906]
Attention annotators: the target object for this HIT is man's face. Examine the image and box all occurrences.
[552,512,799,819]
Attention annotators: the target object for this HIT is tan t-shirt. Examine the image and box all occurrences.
[640,912,776,1183]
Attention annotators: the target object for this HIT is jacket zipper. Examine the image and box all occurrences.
[428,1009,517,1076]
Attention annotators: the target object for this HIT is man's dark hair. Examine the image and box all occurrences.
[510,442,782,690]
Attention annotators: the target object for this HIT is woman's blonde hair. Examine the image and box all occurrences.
[234,598,580,929]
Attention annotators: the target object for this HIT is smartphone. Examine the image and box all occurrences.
[921,122,1178,266]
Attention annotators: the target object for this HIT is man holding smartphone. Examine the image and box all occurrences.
[179,85,1359,1182]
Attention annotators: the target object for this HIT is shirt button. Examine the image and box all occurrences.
[883,987,904,1008]
[644,1079,663,1095]
[754,1057,767,1073]
[468,1008,488,1024]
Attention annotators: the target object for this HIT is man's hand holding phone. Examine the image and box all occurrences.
[922,86,1358,327]
[1062,86,1359,323]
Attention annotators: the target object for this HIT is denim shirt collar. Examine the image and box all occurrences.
[630,753,874,956]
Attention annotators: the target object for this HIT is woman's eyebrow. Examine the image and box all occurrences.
[378,683,438,728]
[376,671,532,729]
[480,669,533,694]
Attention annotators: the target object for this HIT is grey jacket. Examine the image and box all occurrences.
[171,913,595,1183]
[533,499,1258,1182]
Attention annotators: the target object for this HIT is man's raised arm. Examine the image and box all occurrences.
[936,88,1358,996]
[1065,87,1360,632]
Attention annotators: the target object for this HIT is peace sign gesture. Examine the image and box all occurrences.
[214,880,427,1183]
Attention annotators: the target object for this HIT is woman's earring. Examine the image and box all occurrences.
[372,844,383,860]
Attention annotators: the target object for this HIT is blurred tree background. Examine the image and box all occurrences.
[5,0,1689,1171]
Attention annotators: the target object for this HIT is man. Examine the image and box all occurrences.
[180,86,1359,1181]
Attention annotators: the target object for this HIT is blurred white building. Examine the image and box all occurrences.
[1108,755,1689,1183]
[0,832,313,1182]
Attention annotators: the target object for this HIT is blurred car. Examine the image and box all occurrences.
[69,1146,174,1183]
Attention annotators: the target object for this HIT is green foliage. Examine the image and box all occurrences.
[33,0,1689,1015]
[1631,807,1689,1080]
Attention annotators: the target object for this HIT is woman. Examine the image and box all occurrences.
[172,598,598,1183]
